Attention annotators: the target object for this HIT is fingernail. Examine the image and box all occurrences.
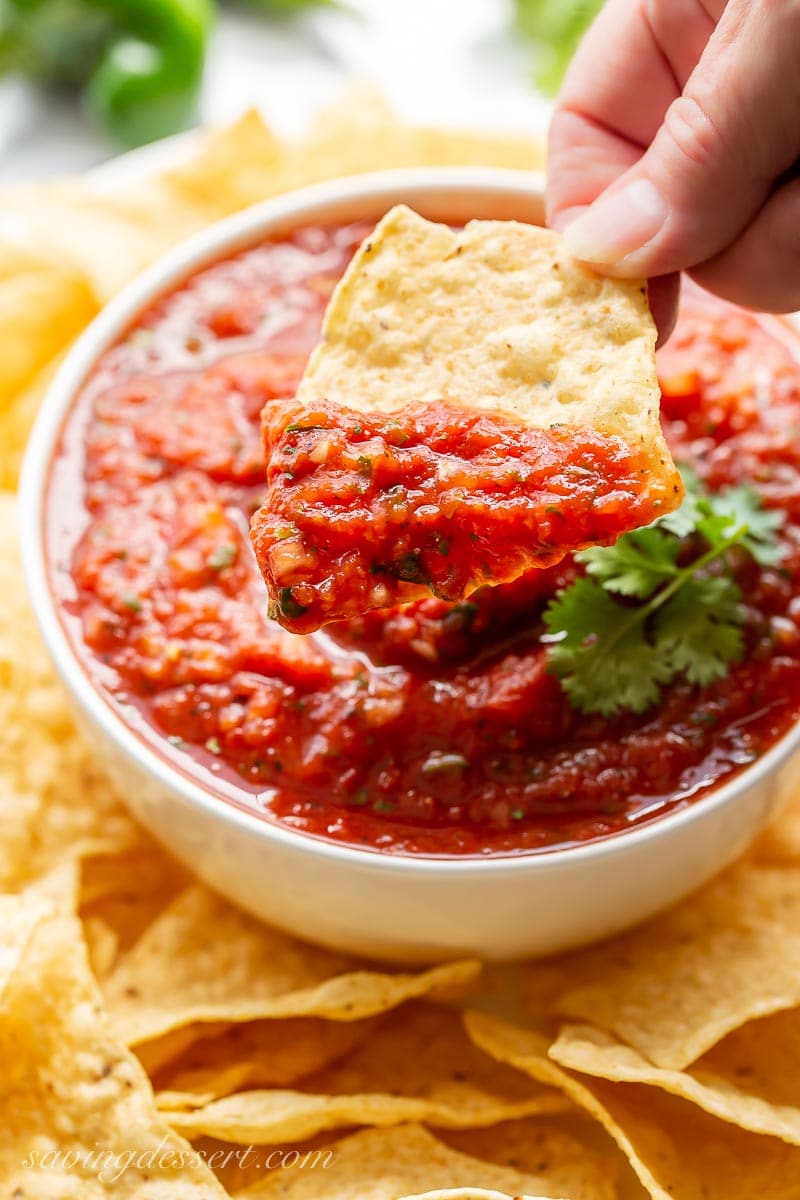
[562,179,668,266]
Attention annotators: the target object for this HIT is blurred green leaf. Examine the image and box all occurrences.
[233,0,341,12]
[514,0,604,96]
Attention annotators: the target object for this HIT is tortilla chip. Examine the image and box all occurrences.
[752,762,800,863]
[103,883,480,1045]
[0,236,96,407]
[0,893,53,1001]
[154,1017,376,1109]
[84,913,122,979]
[0,181,203,303]
[438,1119,618,1199]
[0,496,138,892]
[162,109,285,220]
[80,840,191,958]
[0,351,63,490]
[551,1018,800,1147]
[22,856,81,911]
[233,1121,612,1200]
[465,1010,800,1200]
[401,1193,549,1200]
[158,1001,567,1141]
[301,205,668,448]
[548,862,800,1069]
[0,898,227,1198]
[290,87,544,186]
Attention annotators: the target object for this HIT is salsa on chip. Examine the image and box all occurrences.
[251,205,682,632]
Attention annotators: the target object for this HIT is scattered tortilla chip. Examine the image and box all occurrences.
[465,1010,800,1200]
[165,90,543,223]
[135,1025,230,1083]
[752,762,800,863]
[0,236,96,407]
[83,913,122,979]
[0,893,53,1001]
[253,205,681,629]
[437,1119,619,1200]
[22,855,81,911]
[291,86,545,187]
[233,1121,612,1200]
[159,1001,568,1141]
[548,862,800,1069]
[0,496,138,892]
[103,883,480,1046]
[0,351,63,490]
[0,181,202,303]
[0,898,227,1198]
[80,840,191,958]
[551,1018,800,1147]
[401,1192,548,1200]
[154,1017,376,1109]
[162,109,285,220]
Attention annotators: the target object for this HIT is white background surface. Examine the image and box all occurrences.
[0,0,553,183]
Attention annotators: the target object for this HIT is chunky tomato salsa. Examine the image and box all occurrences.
[47,221,800,856]
[252,401,670,634]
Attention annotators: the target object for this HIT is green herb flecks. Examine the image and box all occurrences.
[207,542,237,571]
[285,422,327,434]
[276,587,308,621]
[395,552,429,585]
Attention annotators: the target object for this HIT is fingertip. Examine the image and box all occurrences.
[546,204,586,235]
[559,177,669,271]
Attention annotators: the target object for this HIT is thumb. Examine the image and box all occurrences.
[561,0,800,278]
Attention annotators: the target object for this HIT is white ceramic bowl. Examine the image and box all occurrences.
[20,168,800,963]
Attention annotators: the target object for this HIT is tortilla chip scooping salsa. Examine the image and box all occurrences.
[251,205,682,632]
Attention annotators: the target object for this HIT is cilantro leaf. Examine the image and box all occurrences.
[543,468,784,717]
[710,483,785,566]
[653,575,745,687]
[545,579,674,716]
[578,526,680,599]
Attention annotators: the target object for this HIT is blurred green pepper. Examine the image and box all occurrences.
[0,0,214,146]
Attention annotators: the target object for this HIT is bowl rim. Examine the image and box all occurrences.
[19,164,800,877]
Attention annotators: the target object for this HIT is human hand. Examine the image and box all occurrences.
[547,0,800,342]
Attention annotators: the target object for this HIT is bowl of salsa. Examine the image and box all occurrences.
[20,168,800,961]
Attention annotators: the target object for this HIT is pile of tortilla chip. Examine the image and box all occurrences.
[4,88,800,1200]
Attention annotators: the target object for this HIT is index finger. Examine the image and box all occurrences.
[546,0,698,228]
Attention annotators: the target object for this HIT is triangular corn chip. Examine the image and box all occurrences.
[252,206,681,630]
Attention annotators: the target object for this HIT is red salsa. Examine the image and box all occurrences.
[252,398,674,634]
[47,221,800,856]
